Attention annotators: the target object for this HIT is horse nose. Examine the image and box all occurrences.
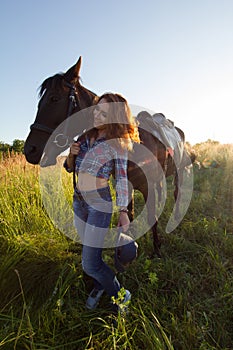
[24,142,35,154]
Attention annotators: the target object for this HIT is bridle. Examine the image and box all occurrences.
[30,81,81,148]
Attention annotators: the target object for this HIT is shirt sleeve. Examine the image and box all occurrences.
[114,149,129,207]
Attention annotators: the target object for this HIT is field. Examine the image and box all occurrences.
[0,141,233,350]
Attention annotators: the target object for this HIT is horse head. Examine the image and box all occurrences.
[24,57,97,166]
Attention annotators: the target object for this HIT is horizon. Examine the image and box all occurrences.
[1,1,232,146]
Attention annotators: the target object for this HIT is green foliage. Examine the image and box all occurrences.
[0,142,11,153]
[0,143,233,349]
[0,139,25,158]
[12,139,25,153]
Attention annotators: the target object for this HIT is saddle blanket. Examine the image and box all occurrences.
[137,112,184,166]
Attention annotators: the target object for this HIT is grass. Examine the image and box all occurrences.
[0,142,233,349]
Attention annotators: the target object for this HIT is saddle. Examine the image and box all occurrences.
[136,112,184,167]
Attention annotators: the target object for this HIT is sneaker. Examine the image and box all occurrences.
[86,288,105,310]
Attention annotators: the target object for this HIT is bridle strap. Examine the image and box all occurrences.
[65,81,80,116]
[30,123,55,134]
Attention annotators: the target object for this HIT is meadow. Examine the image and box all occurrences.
[0,141,233,350]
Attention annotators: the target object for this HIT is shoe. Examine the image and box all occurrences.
[86,288,105,310]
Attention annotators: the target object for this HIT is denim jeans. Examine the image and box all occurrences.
[73,186,121,298]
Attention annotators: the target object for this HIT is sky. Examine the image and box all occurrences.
[0,0,233,146]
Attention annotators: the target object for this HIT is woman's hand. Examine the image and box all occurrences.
[66,142,80,170]
[117,211,130,232]
[69,141,81,156]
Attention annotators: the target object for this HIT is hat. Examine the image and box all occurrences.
[114,232,138,272]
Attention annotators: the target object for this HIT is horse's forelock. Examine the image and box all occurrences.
[38,73,65,97]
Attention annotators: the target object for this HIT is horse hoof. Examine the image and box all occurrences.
[149,249,162,259]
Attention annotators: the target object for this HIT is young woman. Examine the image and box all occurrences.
[64,93,140,311]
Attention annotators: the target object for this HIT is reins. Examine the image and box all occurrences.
[73,157,77,190]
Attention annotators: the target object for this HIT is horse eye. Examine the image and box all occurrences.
[50,96,60,103]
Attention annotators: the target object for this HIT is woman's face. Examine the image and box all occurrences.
[93,98,109,130]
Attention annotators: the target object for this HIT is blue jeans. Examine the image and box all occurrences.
[73,186,121,298]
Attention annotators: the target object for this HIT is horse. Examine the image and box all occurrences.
[24,57,194,257]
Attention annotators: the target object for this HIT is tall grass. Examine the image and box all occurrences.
[0,143,233,349]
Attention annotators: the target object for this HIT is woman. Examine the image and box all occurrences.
[64,93,140,312]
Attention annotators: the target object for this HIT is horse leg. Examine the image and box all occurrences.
[151,220,161,258]
[127,186,134,223]
[156,181,162,204]
[173,169,183,220]
[142,184,162,258]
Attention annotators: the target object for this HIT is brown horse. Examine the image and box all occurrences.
[24,57,194,256]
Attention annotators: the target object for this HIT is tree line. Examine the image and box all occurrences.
[0,139,25,155]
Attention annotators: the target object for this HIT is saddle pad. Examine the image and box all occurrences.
[137,112,184,166]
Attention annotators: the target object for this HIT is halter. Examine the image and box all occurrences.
[30,81,80,148]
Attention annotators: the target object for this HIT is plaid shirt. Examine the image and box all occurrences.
[64,137,128,207]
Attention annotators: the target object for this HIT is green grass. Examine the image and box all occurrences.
[0,143,233,350]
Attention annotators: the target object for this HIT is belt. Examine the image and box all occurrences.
[74,186,110,201]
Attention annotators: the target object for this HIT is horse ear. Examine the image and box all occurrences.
[74,56,82,79]
[64,56,82,83]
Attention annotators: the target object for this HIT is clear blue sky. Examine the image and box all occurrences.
[1,0,233,145]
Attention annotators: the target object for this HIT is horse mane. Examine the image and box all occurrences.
[38,73,83,97]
